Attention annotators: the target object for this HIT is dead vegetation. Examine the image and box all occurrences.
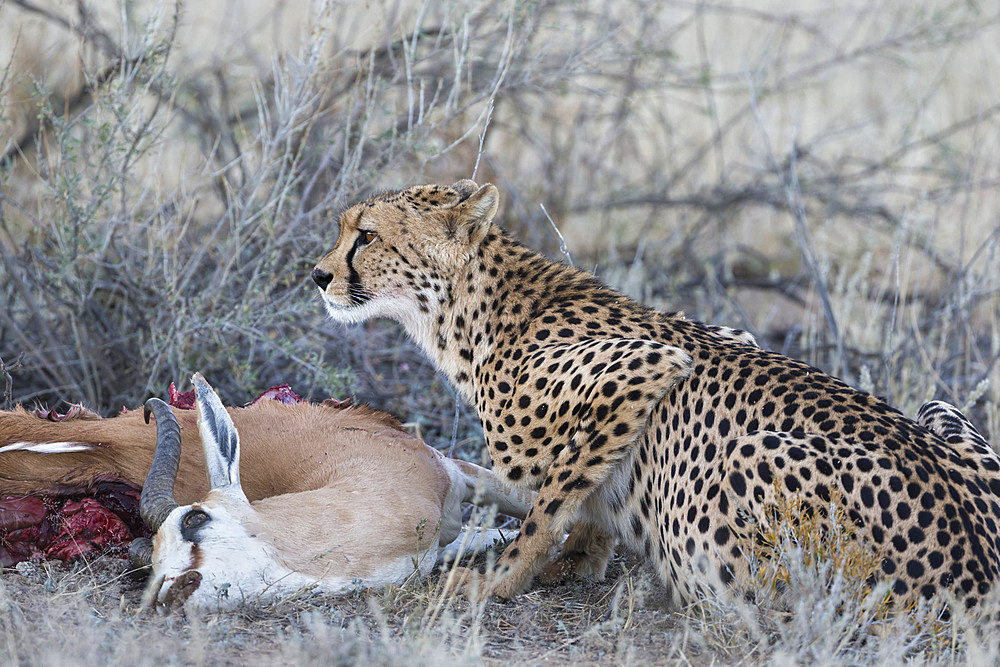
[5,537,1000,665]
[2,0,1000,664]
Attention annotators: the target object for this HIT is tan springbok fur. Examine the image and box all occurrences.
[0,376,531,609]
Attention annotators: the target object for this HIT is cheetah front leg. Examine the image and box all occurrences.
[467,340,692,599]
[536,521,615,584]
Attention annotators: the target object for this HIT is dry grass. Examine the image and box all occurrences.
[2,0,1000,664]
[5,545,1000,665]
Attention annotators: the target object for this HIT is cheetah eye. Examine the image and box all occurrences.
[362,230,378,244]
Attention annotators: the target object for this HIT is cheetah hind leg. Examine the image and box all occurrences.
[536,522,615,585]
[683,431,876,604]
[705,429,986,606]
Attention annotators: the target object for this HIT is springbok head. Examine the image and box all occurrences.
[136,373,310,610]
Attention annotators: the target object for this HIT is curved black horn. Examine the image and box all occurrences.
[140,398,181,531]
[126,537,154,574]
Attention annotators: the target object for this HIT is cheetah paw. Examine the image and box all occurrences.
[442,565,528,600]
[537,551,609,585]
[443,565,490,601]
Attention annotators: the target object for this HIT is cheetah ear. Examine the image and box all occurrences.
[449,179,479,201]
[452,183,498,246]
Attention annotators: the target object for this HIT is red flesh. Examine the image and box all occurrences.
[1,383,306,566]
[0,482,144,567]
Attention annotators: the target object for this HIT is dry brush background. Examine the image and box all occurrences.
[1,0,1000,664]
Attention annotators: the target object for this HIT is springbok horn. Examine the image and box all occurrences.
[126,537,154,573]
[140,398,181,532]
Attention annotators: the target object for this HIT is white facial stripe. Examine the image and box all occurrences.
[0,441,93,454]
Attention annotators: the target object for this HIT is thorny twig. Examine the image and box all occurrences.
[540,203,574,268]
[0,353,23,410]
[472,97,494,181]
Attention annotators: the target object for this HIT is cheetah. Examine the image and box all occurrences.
[311,180,1000,608]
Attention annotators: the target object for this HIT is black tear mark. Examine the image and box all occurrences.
[345,233,367,305]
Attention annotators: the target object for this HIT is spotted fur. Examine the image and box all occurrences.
[313,180,1000,608]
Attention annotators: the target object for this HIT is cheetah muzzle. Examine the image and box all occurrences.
[313,180,1000,610]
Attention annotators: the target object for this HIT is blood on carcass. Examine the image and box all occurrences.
[1,383,305,566]
[0,483,143,567]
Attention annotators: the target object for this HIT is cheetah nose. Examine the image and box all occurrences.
[311,267,333,290]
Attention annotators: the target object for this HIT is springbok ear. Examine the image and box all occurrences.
[450,183,498,246]
[191,373,243,495]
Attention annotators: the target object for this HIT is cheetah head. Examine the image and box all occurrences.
[311,180,498,324]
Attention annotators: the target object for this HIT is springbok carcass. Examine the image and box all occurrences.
[0,375,531,609]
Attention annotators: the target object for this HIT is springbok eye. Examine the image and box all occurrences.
[363,230,378,244]
[182,509,210,530]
